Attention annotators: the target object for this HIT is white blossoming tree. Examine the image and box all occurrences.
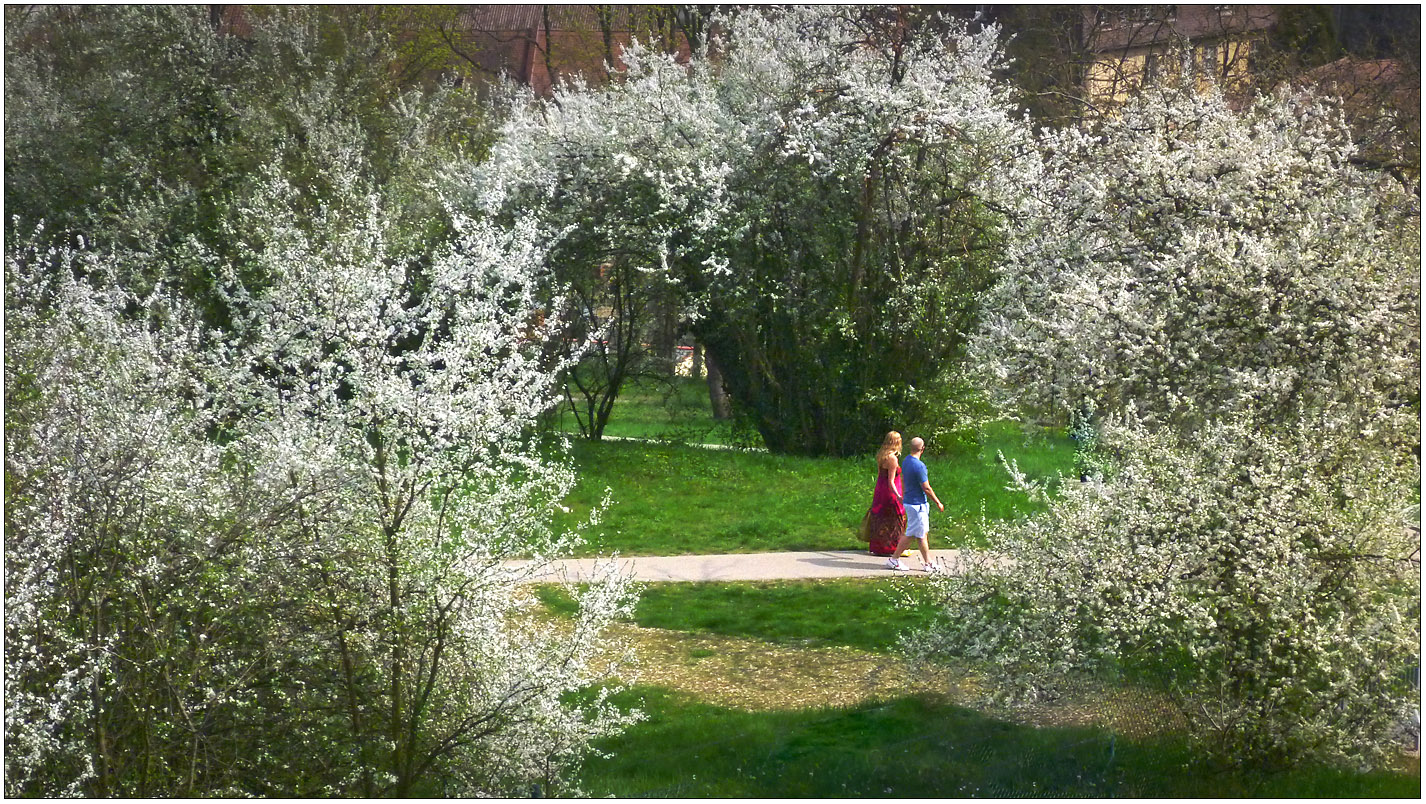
[4,5,489,320]
[975,82,1419,442]
[925,81,1421,769]
[5,162,638,795]
[8,7,637,794]
[474,5,1038,455]
[5,238,250,797]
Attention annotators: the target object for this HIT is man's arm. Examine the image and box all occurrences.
[921,481,943,512]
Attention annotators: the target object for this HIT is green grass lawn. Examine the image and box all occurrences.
[557,419,1075,557]
[538,550,1419,798]
[538,577,937,653]
[554,376,752,445]
[580,687,1420,798]
[547,380,1419,797]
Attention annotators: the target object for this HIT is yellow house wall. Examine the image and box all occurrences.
[1087,38,1256,107]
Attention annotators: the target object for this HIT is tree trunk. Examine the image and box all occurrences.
[541,6,556,91]
[691,341,703,379]
[650,298,677,375]
[595,5,615,74]
[705,351,731,420]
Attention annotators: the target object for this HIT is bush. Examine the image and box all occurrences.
[4,170,639,797]
[918,418,1419,769]
[939,79,1421,769]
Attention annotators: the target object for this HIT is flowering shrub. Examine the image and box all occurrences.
[975,82,1419,444]
[195,171,641,796]
[4,5,483,315]
[7,7,638,793]
[918,418,1419,768]
[5,238,250,796]
[4,163,638,796]
[928,81,1421,769]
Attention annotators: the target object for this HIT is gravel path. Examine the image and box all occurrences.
[509,548,977,583]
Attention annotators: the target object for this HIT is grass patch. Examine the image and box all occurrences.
[537,578,938,653]
[554,376,751,446]
[582,686,1421,798]
[540,581,1420,796]
[628,578,935,653]
[533,584,581,618]
[559,420,1075,556]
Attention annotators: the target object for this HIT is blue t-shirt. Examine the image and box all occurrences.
[901,455,928,506]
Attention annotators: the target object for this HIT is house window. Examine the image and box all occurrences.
[1194,42,1219,76]
[1144,51,1163,82]
[1106,4,1177,28]
[1130,5,1177,22]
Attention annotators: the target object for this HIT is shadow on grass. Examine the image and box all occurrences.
[581,687,1420,799]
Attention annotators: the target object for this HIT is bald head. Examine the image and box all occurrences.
[909,437,925,454]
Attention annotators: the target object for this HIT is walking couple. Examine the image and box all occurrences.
[860,431,944,572]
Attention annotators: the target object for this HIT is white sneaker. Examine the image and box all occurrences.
[885,558,905,570]
[921,563,941,573]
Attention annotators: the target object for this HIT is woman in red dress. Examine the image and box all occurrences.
[862,431,906,556]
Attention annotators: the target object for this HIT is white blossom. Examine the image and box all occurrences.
[932,79,1421,769]
[5,151,639,795]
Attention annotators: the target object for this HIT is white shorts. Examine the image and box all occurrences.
[905,502,929,539]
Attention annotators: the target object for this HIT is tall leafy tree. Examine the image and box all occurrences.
[475,5,1036,455]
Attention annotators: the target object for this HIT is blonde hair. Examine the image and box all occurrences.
[876,431,902,466]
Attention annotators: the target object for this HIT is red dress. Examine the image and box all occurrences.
[863,463,906,556]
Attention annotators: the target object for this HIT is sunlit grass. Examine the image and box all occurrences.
[548,379,1421,799]
[558,419,1075,557]
[537,577,937,653]
[553,376,751,445]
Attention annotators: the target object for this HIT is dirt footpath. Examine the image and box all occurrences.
[511,549,980,583]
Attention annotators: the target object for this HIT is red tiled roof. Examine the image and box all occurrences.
[1087,4,1278,53]
[1304,57,1405,89]
[457,5,541,32]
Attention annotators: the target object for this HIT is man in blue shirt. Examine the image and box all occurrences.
[886,437,945,572]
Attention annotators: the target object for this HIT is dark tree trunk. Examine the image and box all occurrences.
[651,298,677,375]
[541,6,556,89]
[595,5,616,74]
[705,350,731,420]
